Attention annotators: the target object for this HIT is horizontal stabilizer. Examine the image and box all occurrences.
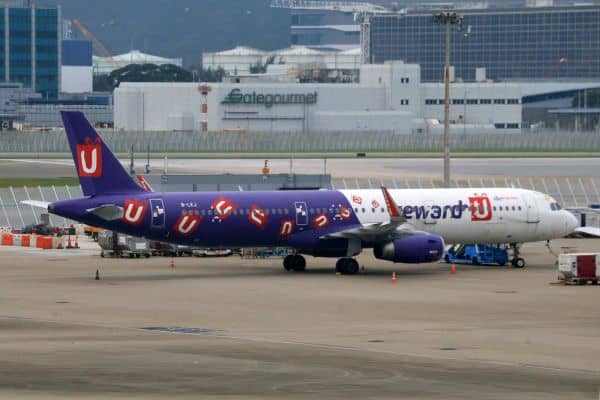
[21,200,50,210]
[86,204,123,221]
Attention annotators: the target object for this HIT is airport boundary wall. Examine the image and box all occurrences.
[0,129,599,153]
[0,177,597,230]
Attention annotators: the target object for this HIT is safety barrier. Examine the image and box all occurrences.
[0,233,66,250]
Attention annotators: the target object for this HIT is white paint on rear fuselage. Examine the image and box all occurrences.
[340,188,572,244]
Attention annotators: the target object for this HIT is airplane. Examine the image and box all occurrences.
[24,111,578,275]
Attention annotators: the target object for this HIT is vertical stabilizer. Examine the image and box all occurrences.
[61,111,144,197]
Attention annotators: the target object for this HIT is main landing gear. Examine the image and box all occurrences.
[336,257,359,275]
[283,254,306,272]
[510,243,526,268]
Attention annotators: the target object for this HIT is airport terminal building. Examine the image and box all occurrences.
[114,62,522,134]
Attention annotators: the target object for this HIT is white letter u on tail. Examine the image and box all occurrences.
[80,148,97,175]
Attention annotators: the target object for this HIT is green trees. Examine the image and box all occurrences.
[93,63,226,91]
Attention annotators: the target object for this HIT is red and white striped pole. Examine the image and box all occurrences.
[198,84,212,132]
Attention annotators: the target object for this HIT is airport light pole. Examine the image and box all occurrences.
[433,12,463,188]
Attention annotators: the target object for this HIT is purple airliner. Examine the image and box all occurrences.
[22,112,445,274]
[24,112,578,273]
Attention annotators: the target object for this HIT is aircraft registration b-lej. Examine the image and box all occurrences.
[24,112,578,275]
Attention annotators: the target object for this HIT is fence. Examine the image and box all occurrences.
[0,177,598,230]
[1,129,600,153]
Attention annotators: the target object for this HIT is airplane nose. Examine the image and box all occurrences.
[564,211,578,234]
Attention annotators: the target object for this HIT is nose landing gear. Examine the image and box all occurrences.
[510,243,526,268]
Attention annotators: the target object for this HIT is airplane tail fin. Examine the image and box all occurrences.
[61,111,145,197]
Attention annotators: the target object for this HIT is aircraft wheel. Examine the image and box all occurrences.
[336,258,348,274]
[283,255,294,271]
[291,255,306,272]
[512,257,526,268]
[471,256,480,265]
[346,258,359,275]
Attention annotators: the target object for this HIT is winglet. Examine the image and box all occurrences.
[381,186,404,222]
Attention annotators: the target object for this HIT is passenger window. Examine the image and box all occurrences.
[493,206,497,211]
[512,206,516,211]
[354,208,359,213]
[381,208,385,213]
[361,208,366,213]
[499,206,503,211]
[371,208,376,213]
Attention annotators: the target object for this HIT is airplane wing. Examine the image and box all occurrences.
[573,226,600,238]
[21,200,50,209]
[321,187,420,243]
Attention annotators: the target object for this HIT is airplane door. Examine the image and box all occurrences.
[295,202,308,226]
[150,198,166,227]
[522,193,540,223]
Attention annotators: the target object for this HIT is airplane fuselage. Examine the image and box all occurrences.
[51,187,575,252]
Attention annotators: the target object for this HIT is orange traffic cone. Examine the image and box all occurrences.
[391,271,397,283]
[169,257,175,269]
[66,235,74,249]
[451,263,457,274]
[74,235,80,249]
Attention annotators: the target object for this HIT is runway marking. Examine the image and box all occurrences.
[0,315,596,377]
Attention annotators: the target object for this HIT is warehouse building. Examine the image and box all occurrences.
[114,61,522,134]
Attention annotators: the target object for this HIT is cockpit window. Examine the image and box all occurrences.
[550,202,562,211]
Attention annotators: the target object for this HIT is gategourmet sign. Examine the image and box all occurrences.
[221,88,318,108]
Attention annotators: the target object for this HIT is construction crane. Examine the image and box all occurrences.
[72,19,119,69]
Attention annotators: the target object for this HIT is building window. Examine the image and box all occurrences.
[400,77,410,83]
[400,99,409,105]
[506,123,520,129]
[507,99,520,104]
[425,99,437,105]
[494,99,506,104]
[452,99,464,105]
[480,99,492,104]
[438,99,445,105]
[466,99,478,105]
[494,123,506,129]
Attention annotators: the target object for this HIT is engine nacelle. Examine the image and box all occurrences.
[373,234,444,263]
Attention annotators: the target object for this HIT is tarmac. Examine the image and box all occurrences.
[0,238,599,399]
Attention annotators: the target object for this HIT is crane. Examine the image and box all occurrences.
[72,19,119,69]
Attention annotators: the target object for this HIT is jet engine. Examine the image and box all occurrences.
[373,234,444,263]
